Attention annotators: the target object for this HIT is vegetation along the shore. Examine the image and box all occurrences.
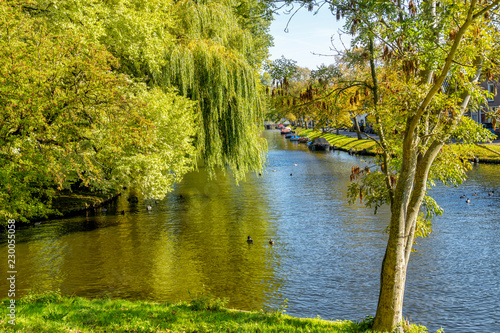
[0,291,435,333]
[298,129,500,162]
[0,0,271,224]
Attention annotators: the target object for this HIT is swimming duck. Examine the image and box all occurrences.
[472,193,478,196]
[294,164,298,166]
[290,173,293,176]
[269,239,275,245]
[488,191,494,196]
[460,195,465,199]
[247,236,254,244]
[465,198,470,204]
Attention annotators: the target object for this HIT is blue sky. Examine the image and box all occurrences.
[268,7,350,70]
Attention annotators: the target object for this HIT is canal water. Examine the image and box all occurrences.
[1,130,499,332]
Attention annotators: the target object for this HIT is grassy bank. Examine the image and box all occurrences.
[0,291,432,333]
[298,129,379,154]
[297,128,500,162]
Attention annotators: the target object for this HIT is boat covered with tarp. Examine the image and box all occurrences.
[308,137,331,151]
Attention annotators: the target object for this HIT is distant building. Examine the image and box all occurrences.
[467,79,499,131]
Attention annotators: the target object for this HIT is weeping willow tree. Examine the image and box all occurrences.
[161,0,271,181]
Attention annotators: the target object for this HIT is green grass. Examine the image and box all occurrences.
[297,128,500,161]
[469,143,500,160]
[298,129,379,153]
[0,291,433,333]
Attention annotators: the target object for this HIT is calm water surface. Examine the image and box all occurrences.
[1,130,499,332]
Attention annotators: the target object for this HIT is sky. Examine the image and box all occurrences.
[268,7,351,70]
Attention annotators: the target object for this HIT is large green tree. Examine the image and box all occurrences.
[273,0,500,331]
[1,0,273,222]
[37,0,273,181]
[0,1,157,221]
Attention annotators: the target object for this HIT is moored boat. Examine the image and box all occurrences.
[308,137,331,151]
[298,137,309,143]
[281,127,292,134]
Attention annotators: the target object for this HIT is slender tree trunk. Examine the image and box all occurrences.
[373,130,419,330]
[353,117,362,139]
[374,218,408,330]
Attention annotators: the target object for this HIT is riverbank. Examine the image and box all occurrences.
[24,190,121,225]
[50,190,120,217]
[0,292,431,332]
[297,128,500,162]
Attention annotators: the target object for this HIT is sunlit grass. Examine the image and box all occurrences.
[0,291,433,332]
[297,128,500,161]
[298,129,379,153]
[470,143,500,160]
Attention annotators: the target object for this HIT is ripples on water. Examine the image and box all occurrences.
[1,130,499,332]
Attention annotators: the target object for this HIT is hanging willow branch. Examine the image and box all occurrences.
[163,40,266,181]
[156,0,269,181]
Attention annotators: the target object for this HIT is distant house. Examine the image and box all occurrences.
[466,79,499,132]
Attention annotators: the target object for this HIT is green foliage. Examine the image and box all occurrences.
[0,293,435,332]
[164,13,268,180]
[274,0,500,330]
[0,1,153,221]
[348,171,392,214]
[1,0,272,221]
[452,116,495,144]
[356,316,374,331]
[265,55,299,81]
[112,86,200,199]
[30,0,176,81]
[310,64,342,86]
[189,293,229,311]
[18,290,63,305]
